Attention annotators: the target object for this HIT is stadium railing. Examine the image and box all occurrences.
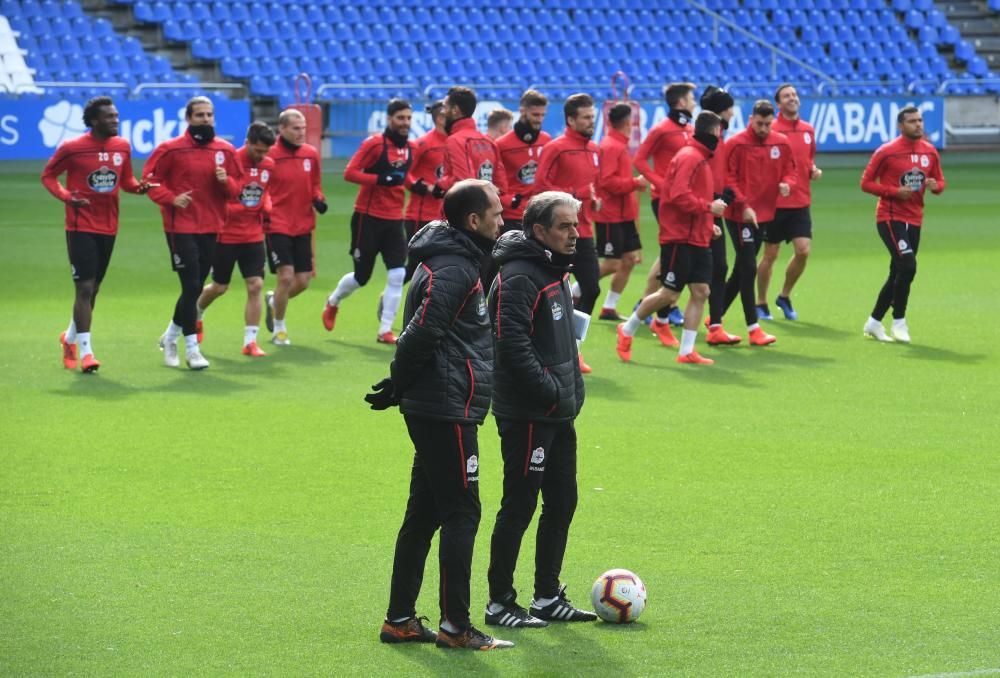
[132,82,246,96]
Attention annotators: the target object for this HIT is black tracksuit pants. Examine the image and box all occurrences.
[488,418,579,604]
[707,218,729,326]
[722,220,764,326]
[386,415,481,628]
[572,236,600,316]
[872,220,921,321]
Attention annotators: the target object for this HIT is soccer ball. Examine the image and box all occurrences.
[591,568,647,623]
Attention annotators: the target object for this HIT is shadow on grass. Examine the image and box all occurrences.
[897,343,988,365]
[263,343,339,366]
[48,373,143,400]
[579,373,635,399]
[764,320,855,340]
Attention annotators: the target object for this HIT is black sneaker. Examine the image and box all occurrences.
[485,601,549,628]
[435,625,514,650]
[379,616,437,644]
[529,585,598,622]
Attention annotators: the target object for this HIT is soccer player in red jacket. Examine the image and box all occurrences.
[860,106,945,343]
[595,103,649,321]
[195,122,276,358]
[633,82,697,330]
[535,93,602,373]
[496,89,551,235]
[756,84,822,321]
[402,99,448,281]
[324,99,415,343]
[722,100,796,347]
[146,96,242,370]
[438,86,507,195]
[41,96,148,373]
[264,109,326,346]
[616,112,729,365]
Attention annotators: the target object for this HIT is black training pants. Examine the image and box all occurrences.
[722,220,763,326]
[872,221,921,321]
[572,236,600,316]
[387,415,481,628]
[707,219,729,326]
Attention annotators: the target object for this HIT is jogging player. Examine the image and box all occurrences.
[146,96,242,370]
[324,99,414,343]
[485,191,596,629]
[496,89,551,235]
[594,102,649,321]
[535,93,601,373]
[196,121,276,358]
[860,106,945,343]
[438,86,507,195]
[370,180,511,651]
[487,107,514,141]
[721,99,795,347]
[264,109,326,346]
[756,83,822,321]
[41,95,148,373]
[402,99,447,281]
[616,112,728,365]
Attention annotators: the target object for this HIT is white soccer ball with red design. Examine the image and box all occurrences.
[591,568,647,623]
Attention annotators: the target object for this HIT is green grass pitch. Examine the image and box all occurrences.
[1,153,998,676]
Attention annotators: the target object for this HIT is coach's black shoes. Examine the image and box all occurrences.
[436,625,514,650]
[485,600,549,628]
[530,585,598,622]
[379,616,437,644]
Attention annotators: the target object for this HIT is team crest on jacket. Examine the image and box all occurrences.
[517,160,538,184]
[260,169,269,183]
[478,160,494,182]
[900,169,925,191]
[770,146,781,159]
[551,300,563,320]
[112,152,123,166]
[87,167,118,193]
[804,132,812,145]
[303,158,311,172]
[920,155,929,167]
[214,151,224,166]
[239,182,264,207]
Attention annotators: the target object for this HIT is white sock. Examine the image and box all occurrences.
[748,322,760,332]
[486,602,506,614]
[329,272,361,306]
[274,319,287,333]
[570,281,581,298]
[679,329,697,356]
[65,319,77,343]
[184,334,199,353]
[244,325,258,346]
[165,321,182,342]
[602,290,621,310]
[77,332,92,357]
[390,616,410,624]
[440,620,461,634]
[892,318,906,328]
[379,267,405,334]
[196,304,205,320]
[533,595,557,608]
[623,312,642,337]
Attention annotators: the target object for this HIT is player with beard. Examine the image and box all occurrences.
[42,95,150,373]
[324,99,415,343]
[146,96,242,370]
[534,93,601,373]
[264,109,326,346]
[402,100,448,282]
[860,106,945,343]
[756,83,822,321]
[631,82,698,334]
[437,86,507,195]
[496,89,551,236]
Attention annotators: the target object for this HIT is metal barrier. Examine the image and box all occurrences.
[132,82,247,96]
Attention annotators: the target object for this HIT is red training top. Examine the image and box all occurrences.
[773,114,817,209]
[439,117,508,194]
[861,135,945,227]
[219,146,275,245]
[144,129,242,234]
[596,128,643,223]
[266,139,324,236]
[725,127,796,224]
[41,131,142,235]
[496,127,551,221]
[534,126,600,239]
[634,116,691,199]
[658,139,717,247]
[404,128,447,224]
[344,133,415,221]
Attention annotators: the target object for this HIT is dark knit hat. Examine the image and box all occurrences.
[700,86,735,114]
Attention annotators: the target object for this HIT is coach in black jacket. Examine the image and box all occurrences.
[484,191,597,629]
[367,180,514,650]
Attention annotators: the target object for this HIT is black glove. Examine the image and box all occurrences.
[377,173,403,187]
[312,198,328,214]
[364,378,399,410]
[719,187,735,205]
[510,193,523,210]
[431,184,445,199]
[410,178,429,195]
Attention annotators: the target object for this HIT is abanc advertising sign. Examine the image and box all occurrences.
[0,97,250,160]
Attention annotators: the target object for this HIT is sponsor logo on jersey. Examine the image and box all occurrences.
[478,160,494,182]
[240,182,264,208]
[770,146,781,159]
[87,166,118,193]
[112,152,123,166]
[517,159,538,185]
[551,300,563,320]
[900,169,925,191]
[466,454,479,475]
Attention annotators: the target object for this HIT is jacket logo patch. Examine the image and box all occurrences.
[477,296,487,316]
[215,151,225,166]
[551,301,563,320]
[517,160,538,185]
[770,146,781,159]
[261,169,269,183]
[303,158,311,172]
[804,132,812,145]
[478,160,494,182]
[112,152,123,166]
[87,167,118,193]
[920,155,929,167]
[900,169,925,191]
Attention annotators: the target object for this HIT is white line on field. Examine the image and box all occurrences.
[907,669,1000,678]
